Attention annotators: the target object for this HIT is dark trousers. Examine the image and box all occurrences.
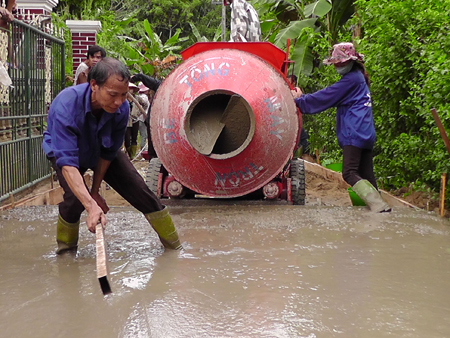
[342,145,378,189]
[125,122,139,148]
[146,120,157,158]
[50,151,163,223]
[299,127,310,154]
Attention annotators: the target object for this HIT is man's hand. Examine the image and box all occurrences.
[0,7,14,22]
[291,87,303,99]
[61,165,108,233]
[86,201,106,233]
[91,191,110,214]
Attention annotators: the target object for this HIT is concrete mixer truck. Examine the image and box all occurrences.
[144,41,305,204]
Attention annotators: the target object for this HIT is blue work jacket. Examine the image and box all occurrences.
[42,83,129,169]
[294,70,376,149]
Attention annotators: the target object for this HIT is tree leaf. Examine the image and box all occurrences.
[213,23,222,42]
[260,19,277,33]
[328,0,355,42]
[304,0,332,18]
[165,28,182,47]
[291,40,314,77]
[274,18,317,48]
[143,19,156,45]
[140,63,154,76]
[189,22,205,42]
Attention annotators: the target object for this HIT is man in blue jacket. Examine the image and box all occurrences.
[291,43,390,213]
[43,57,182,254]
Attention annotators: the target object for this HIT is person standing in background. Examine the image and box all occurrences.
[0,0,15,30]
[124,82,143,159]
[130,73,161,160]
[74,45,106,85]
[137,82,150,152]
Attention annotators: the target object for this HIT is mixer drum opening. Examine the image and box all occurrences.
[185,91,256,160]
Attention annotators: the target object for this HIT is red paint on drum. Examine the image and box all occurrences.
[150,44,300,198]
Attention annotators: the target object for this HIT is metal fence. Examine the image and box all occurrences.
[0,20,65,202]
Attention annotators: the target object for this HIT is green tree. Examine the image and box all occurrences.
[355,0,450,191]
[123,19,189,78]
[118,0,222,47]
[53,0,224,81]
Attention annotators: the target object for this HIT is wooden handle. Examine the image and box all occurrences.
[95,223,108,279]
[127,92,146,115]
[96,223,111,294]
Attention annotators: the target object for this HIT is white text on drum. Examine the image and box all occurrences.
[179,62,230,87]
[214,163,264,187]
[265,96,285,140]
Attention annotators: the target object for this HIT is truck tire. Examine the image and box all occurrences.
[146,158,162,196]
[290,159,306,205]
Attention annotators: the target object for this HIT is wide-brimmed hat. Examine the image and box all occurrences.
[323,42,364,65]
[138,82,149,93]
[128,83,138,91]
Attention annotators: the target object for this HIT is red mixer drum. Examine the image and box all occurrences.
[150,42,300,198]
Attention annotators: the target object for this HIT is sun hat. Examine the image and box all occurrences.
[138,82,149,93]
[128,82,138,90]
[323,42,364,65]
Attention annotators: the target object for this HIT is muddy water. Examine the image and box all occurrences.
[1,204,450,337]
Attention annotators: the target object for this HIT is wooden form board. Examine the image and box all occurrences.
[303,160,418,209]
[0,174,91,211]
[0,186,64,211]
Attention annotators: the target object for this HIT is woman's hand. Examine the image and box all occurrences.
[291,87,303,99]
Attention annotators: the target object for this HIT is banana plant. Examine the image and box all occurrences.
[328,0,355,43]
[273,0,331,76]
[189,22,223,42]
[125,19,189,77]
[254,0,354,78]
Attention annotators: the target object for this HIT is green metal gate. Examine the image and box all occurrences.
[0,20,65,202]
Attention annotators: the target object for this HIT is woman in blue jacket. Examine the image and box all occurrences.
[291,42,390,212]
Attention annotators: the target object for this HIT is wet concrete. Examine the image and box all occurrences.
[1,203,450,337]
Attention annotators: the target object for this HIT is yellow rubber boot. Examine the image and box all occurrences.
[56,214,80,254]
[145,206,182,250]
[126,146,133,159]
[130,145,139,159]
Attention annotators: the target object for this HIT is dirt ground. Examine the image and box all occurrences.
[3,154,440,213]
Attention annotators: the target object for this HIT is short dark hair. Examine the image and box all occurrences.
[88,57,131,86]
[86,45,106,59]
